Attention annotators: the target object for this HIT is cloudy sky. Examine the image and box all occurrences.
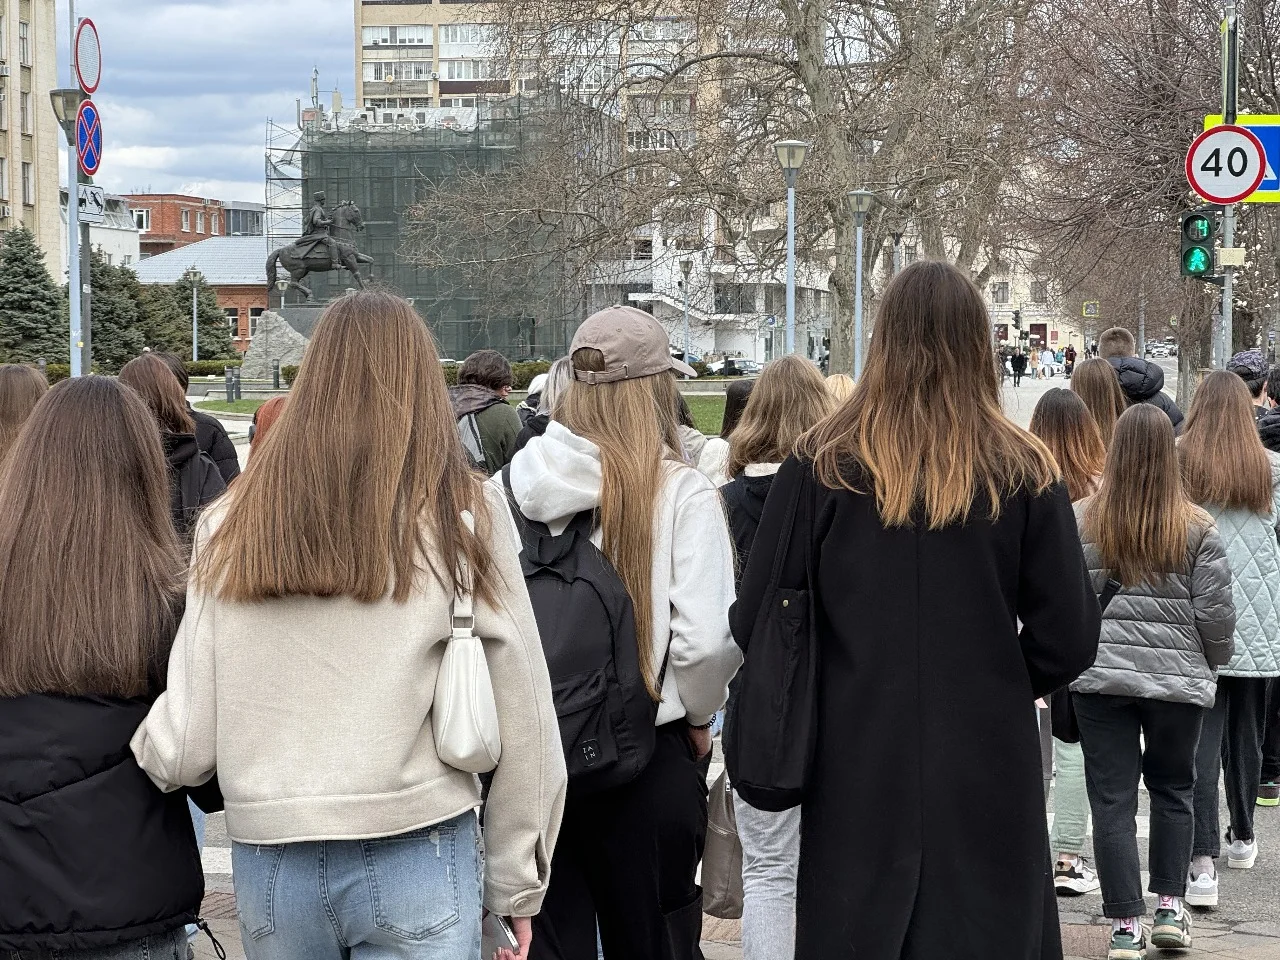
[57,0,354,202]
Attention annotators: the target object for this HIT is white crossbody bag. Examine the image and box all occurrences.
[433,516,502,774]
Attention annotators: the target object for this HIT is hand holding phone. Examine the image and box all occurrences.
[483,912,532,960]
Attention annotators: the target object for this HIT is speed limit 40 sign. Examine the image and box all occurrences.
[1187,124,1267,203]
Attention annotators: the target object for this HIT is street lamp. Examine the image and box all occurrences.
[846,189,876,379]
[51,89,86,377]
[774,140,808,355]
[679,257,693,373]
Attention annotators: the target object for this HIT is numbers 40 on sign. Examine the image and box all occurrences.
[1187,125,1267,204]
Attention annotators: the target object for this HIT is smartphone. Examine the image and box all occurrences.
[481,913,519,956]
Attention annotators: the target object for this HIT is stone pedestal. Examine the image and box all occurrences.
[240,310,312,380]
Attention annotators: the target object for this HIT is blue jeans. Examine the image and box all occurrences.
[232,812,482,960]
[5,926,188,959]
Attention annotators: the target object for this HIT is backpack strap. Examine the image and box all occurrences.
[1099,576,1123,613]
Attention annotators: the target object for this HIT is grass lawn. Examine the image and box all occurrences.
[197,399,266,415]
[685,395,726,436]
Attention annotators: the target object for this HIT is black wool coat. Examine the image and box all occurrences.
[732,458,1100,960]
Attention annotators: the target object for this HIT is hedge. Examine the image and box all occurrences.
[45,364,70,384]
[281,365,299,387]
[186,360,242,378]
[277,359,550,392]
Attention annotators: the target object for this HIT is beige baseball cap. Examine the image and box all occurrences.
[570,305,697,384]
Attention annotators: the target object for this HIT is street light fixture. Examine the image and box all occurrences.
[51,88,87,377]
[774,140,808,355]
[679,257,694,373]
[846,189,876,379]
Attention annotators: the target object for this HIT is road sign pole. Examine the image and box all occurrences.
[1222,203,1235,366]
[66,1,80,377]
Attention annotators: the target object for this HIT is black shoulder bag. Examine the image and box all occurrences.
[1049,575,1121,744]
[723,469,818,812]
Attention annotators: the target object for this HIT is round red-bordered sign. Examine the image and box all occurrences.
[74,18,101,94]
[76,99,102,177]
[1186,124,1267,204]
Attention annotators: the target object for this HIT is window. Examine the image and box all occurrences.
[1030,280,1048,303]
[132,208,151,232]
[629,19,693,41]
[441,59,497,81]
[18,21,28,65]
[0,159,9,202]
[626,129,691,150]
[123,255,133,265]
[211,212,220,235]
[363,60,434,82]
[904,243,918,264]
[439,97,477,108]
[181,210,191,232]
[196,212,205,234]
[224,307,239,336]
[659,95,693,115]
[440,23,490,44]
[991,281,1010,304]
[19,93,29,135]
[250,307,265,338]
[20,163,32,206]
[362,25,429,46]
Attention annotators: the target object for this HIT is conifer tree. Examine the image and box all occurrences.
[0,226,66,363]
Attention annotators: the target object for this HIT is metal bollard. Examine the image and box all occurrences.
[37,357,46,375]
[233,366,242,401]
[272,359,281,391]
[224,366,234,403]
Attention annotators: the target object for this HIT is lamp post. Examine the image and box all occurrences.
[678,257,693,371]
[51,88,85,377]
[774,140,808,355]
[846,189,876,379]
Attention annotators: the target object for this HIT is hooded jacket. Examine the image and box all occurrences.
[719,465,779,588]
[163,433,226,542]
[1108,356,1186,434]
[449,384,521,475]
[1260,406,1280,453]
[493,421,742,726]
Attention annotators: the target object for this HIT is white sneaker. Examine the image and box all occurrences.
[1228,837,1258,869]
[1185,869,1218,907]
[1054,857,1101,895]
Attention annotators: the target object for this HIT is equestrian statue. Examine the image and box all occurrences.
[266,192,374,301]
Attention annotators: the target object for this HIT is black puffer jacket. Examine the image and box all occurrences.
[1108,356,1185,434]
[515,412,550,453]
[720,471,777,589]
[164,433,226,542]
[0,694,204,951]
[190,406,241,484]
[1260,406,1280,453]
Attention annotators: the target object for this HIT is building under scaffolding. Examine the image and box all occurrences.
[265,95,588,359]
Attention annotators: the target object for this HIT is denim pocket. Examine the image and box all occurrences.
[361,824,461,940]
[231,842,287,941]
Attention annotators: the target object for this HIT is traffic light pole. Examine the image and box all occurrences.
[1221,206,1235,366]
[1220,0,1239,367]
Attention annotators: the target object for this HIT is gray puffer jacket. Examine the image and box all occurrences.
[1071,502,1236,707]
[1202,450,1280,678]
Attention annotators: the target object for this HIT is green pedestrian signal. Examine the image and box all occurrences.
[1180,210,1217,279]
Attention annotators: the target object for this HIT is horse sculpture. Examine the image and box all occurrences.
[266,201,374,301]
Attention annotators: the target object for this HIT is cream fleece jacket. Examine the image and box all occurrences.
[131,483,567,918]
[494,421,742,726]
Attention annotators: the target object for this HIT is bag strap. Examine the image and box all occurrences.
[1098,576,1122,613]
[767,467,807,586]
[452,512,476,639]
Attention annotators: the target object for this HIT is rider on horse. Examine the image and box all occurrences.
[300,192,340,263]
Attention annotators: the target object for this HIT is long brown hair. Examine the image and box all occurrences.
[1072,358,1127,448]
[0,363,48,460]
[798,260,1057,527]
[0,377,184,697]
[729,355,834,476]
[1030,389,1106,502]
[557,349,684,699]
[1179,370,1272,513]
[197,290,496,606]
[1084,404,1209,587]
[119,353,195,435]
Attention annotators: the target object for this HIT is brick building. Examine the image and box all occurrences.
[133,236,271,353]
[122,194,265,259]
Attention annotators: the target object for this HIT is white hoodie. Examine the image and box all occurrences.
[492,421,742,726]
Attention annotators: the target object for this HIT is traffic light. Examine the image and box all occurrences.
[1012,309,1022,331]
[1181,209,1216,278]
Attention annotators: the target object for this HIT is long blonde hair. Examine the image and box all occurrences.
[197,290,496,606]
[556,349,683,699]
[1180,370,1272,513]
[0,363,48,461]
[0,377,184,697]
[1030,389,1106,502]
[1072,358,1127,448]
[799,261,1057,527]
[729,355,834,476]
[1084,404,1209,587]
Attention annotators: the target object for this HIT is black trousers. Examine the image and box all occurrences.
[530,722,708,960]
[1259,677,1280,783]
[1075,693,1203,918]
[1193,676,1269,855]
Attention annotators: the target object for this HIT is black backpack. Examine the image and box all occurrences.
[502,467,658,793]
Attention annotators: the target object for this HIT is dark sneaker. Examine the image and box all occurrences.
[1259,781,1280,807]
[1151,902,1193,949]
[1108,924,1147,960]
[1054,857,1101,895]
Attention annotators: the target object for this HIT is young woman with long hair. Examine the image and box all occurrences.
[721,377,755,440]
[248,395,287,456]
[0,377,206,957]
[0,363,47,461]
[676,393,731,485]
[1028,388,1107,899]
[133,290,567,960]
[1072,357,1128,448]
[118,353,226,541]
[516,356,573,452]
[500,305,741,960]
[824,373,855,404]
[732,261,1100,960]
[1072,404,1235,957]
[1176,371,1280,907]
[719,354,832,960]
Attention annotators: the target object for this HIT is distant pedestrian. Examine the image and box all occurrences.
[1072,358,1127,449]
[719,355,833,960]
[1227,350,1272,420]
[1258,364,1280,806]
[1040,347,1056,378]
[1072,404,1235,957]
[133,290,567,960]
[721,378,755,440]
[1100,327,1185,434]
[249,395,287,456]
[1011,350,1029,387]
[119,354,226,543]
[1065,344,1078,378]
[824,373,855,404]
[519,372,550,426]
[1178,371,1280,908]
[156,352,241,484]
[449,349,523,475]
[0,363,47,462]
[515,357,572,453]
[0,377,207,959]
[677,394,731,485]
[732,261,1099,960]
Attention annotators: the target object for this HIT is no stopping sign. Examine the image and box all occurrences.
[1187,124,1267,204]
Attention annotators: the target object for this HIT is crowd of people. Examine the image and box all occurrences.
[1,262,1278,960]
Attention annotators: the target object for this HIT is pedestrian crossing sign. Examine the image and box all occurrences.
[1205,115,1280,202]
